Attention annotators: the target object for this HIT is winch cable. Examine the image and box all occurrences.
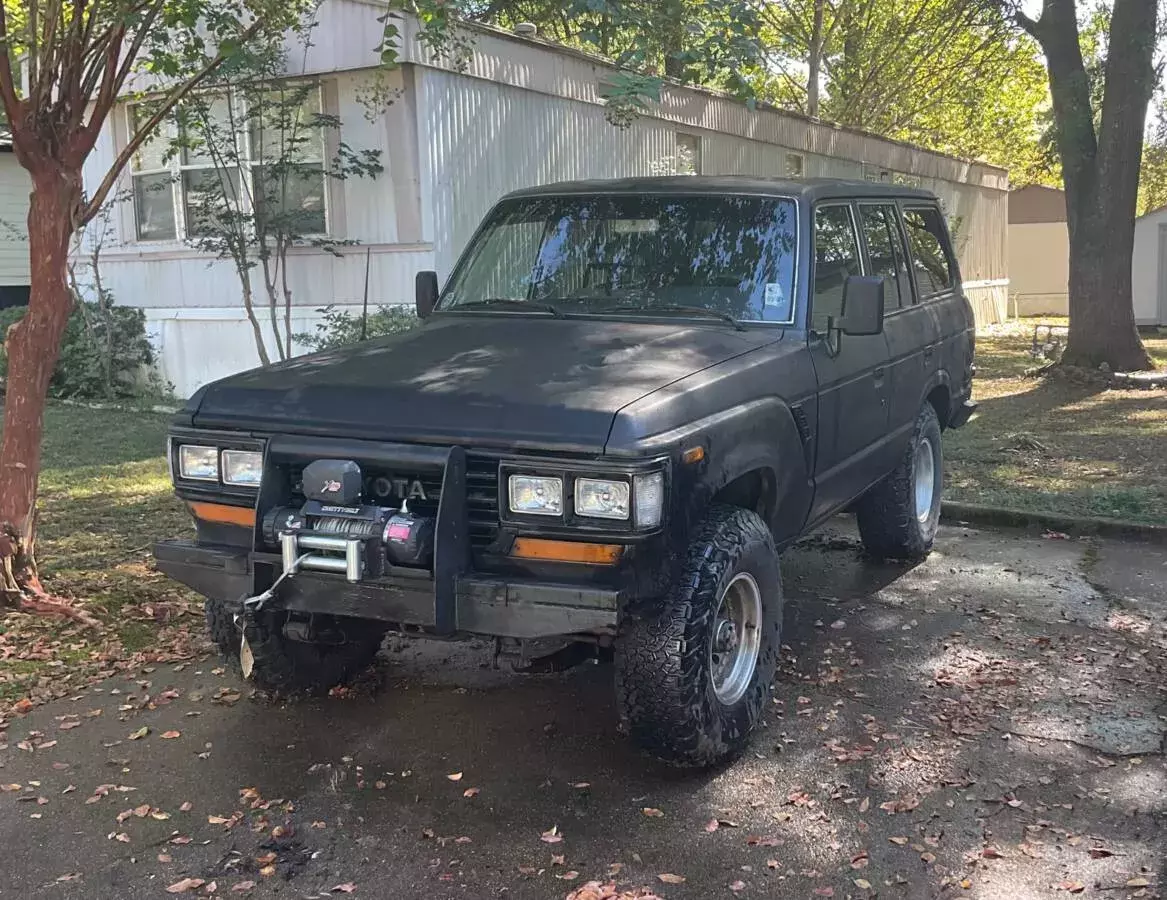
[233,553,311,630]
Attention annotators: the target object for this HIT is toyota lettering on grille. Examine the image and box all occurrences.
[368,476,428,503]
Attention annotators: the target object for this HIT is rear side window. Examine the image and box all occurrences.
[812,204,862,332]
[902,206,955,297]
[859,204,913,311]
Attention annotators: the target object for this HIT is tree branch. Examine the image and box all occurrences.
[79,17,266,225]
[0,3,24,131]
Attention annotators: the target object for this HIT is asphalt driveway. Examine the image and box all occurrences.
[1,522,1164,899]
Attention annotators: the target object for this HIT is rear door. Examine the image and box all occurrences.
[901,204,971,414]
[807,201,892,522]
[858,201,939,443]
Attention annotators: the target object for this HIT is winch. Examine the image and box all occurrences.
[262,459,435,583]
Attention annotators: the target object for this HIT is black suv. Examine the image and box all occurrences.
[154,177,976,767]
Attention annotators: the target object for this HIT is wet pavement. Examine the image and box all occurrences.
[1,521,1164,899]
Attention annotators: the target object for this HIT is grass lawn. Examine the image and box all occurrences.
[1,322,1165,715]
[0,404,199,711]
[944,319,1167,525]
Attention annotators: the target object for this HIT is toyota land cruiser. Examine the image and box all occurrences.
[154,177,976,767]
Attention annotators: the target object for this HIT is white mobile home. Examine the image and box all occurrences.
[1133,205,1167,326]
[0,140,31,310]
[77,1,1010,398]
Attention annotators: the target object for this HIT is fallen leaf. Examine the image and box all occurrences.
[729,880,746,892]
[331,884,357,894]
[982,846,1005,859]
[705,818,721,833]
[56,874,82,883]
[1127,879,1151,888]
[272,826,291,838]
[890,836,909,846]
[658,874,686,884]
[208,815,230,825]
[766,859,780,870]
[858,797,870,813]
[541,826,563,844]
[179,801,193,812]
[204,882,217,894]
[374,781,387,790]
[551,854,566,866]
[132,804,150,818]
[60,721,82,730]
[167,878,205,894]
[116,809,134,824]
[170,836,193,845]
[113,832,130,843]
[255,853,277,866]
[557,871,580,881]
[1,784,20,792]
[161,731,181,740]
[259,866,275,878]
[463,787,480,798]
[921,852,936,864]
[571,782,591,789]
[854,879,872,890]
[641,807,665,817]
[446,772,463,782]
[1058,882,1085,894]
[231,883,255,893]
[1089,847,1114,859]
[127,727,149,741]
[158,853,173,863]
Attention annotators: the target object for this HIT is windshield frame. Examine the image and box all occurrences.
[435,190,802,327]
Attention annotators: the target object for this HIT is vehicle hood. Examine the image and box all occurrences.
[190,315,781,453]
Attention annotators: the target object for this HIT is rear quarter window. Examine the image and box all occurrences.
[902,206,956,298]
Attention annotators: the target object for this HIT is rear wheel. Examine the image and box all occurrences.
[856,403,943,559]
[616,505,782,768]
[242,612,386,694]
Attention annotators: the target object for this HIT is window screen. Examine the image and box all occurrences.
[902,206,955,297]
[812,204,862,332]
[859,204,913,311]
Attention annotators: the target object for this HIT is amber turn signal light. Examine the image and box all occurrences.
[188,501,256,528]
[510,537,623,565]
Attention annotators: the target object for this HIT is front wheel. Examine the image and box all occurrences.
[242,612,386,694]
[616,505,783,768]
[856,403,943,560]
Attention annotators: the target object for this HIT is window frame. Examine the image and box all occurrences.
[809,199,865,337]
[856,200,916,315]
[899,202,958,302]
[126,83,330,244]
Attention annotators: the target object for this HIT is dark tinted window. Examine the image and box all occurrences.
[902,206,955,297]
[812,204,862,332]
[859,204,913,311]
[441,195,798,322]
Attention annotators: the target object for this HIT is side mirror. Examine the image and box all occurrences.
[415,270,439,319]
[838,275,885,336]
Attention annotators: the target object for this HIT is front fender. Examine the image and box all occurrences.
[623,397,814,550]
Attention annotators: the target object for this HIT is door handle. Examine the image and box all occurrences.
[873,366,887,381]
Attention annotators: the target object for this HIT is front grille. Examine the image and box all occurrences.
[289,453,500,551]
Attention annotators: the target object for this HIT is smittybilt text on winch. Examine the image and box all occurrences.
[154,177,976,767]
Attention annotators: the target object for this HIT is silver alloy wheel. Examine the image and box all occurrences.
[914,436,936,523]
[709,572,763,705]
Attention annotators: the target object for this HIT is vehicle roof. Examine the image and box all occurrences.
[503,176,939,203]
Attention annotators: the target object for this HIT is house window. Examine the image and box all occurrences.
[676,133,701,175]
[785,153,804,178]
[128,85,328,242]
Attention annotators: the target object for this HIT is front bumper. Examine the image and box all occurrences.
[154,539,619,639]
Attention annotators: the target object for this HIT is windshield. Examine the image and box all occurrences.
[439,194,798,323]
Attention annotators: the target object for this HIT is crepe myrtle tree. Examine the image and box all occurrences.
[0,0,453,615]
[172,54,383,365]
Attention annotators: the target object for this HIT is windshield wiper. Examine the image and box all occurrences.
[444,298,563,318]
[630,304,745,331]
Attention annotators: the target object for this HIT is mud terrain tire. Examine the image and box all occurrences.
[242,612,385,694]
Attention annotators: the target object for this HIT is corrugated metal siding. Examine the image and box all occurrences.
[420,68,678,275]
[0,154,30,286]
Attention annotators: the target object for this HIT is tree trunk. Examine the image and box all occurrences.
[807,0,825,118]
[1024,0,1155,371]
[0,168,81,604]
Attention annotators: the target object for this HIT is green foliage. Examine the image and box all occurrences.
[0,302,164,401]
[296,305,420,352]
